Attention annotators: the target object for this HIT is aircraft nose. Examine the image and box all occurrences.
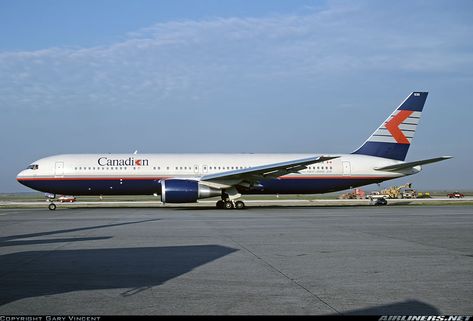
[16,170,28,185]
[17,170,25,179]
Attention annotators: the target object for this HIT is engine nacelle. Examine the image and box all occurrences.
[161,179,221,203]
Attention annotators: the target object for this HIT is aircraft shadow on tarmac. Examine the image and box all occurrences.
[0,218,161,247]
[341,299,441,315]
[0,245,237,306]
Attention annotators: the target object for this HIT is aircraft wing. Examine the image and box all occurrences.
[200,155,339,183]
[374,156,452,172]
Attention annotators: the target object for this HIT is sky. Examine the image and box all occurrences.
[1,0,472,193]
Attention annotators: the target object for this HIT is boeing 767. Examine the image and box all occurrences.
[17,92,451,210]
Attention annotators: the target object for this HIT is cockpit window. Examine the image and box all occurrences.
[26,164,39,170]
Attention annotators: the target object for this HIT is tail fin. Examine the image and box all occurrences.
[352,92,428,161]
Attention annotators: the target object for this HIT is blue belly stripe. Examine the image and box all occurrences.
[18,177,389,196]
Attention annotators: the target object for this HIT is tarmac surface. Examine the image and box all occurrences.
[1,196,473,208]
[0,205,472,315]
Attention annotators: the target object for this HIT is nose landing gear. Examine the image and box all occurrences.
[44,193,57,211]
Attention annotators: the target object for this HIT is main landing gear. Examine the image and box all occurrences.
[216,188,245,209]
[216,199,245,210]
[48,203,57,211]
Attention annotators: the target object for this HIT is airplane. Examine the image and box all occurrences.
[17,92,451,210]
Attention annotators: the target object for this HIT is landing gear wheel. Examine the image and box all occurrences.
[224,201,234,209]
[216,200,225,209]
[48,203,57,211]
[234,200,245,209]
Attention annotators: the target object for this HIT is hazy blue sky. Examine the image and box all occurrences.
[1,0,472,193]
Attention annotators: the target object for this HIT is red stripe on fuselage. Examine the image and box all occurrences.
[17,176,171,181]
[17,175,390,181]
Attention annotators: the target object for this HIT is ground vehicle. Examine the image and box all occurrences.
[57,195,76,203]
[369,183,413,200]
[417,192,431,198]
[367,183,413,206]
[339,188,366,199]
[372,198,388,206]
[402,188,417,199]
[447,191,464,198]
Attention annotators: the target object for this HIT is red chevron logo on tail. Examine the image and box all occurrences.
[385,110,413,144]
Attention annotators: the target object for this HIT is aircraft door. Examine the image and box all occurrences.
[55,161,64,177]
[342,161,351,175]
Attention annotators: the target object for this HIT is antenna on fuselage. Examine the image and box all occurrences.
[133,150,138,154]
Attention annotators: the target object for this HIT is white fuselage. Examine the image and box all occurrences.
[16,153,417,196]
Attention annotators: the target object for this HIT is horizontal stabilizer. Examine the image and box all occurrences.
[374,156,452,172]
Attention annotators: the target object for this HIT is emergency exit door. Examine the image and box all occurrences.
[342,161,351,175]
[55,162,64,177]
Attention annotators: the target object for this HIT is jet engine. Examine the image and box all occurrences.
[161,179,221,203]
